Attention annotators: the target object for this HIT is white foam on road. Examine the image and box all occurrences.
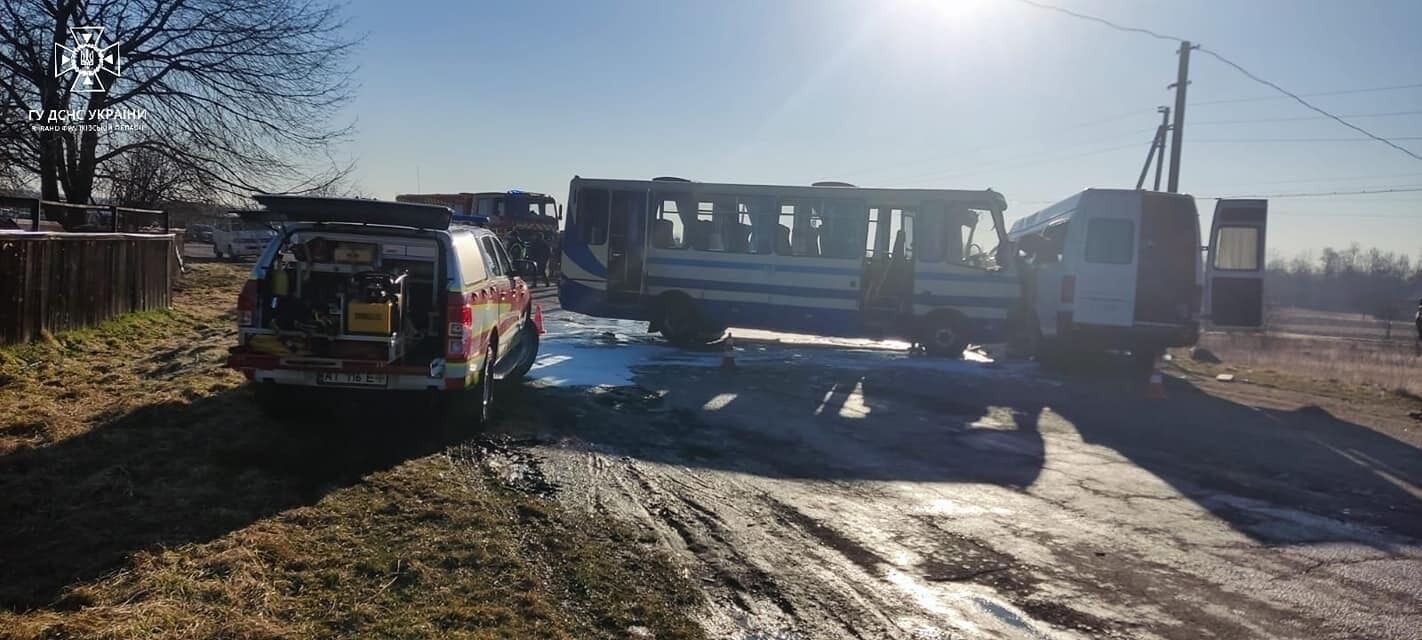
[530,310,1036,388]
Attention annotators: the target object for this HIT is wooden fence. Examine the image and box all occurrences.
[0,233,176,345]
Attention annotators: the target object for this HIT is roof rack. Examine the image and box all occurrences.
[248,194,453,230]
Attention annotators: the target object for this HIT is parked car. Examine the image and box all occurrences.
[224,195,543,426]
[211,216,277,260]
[185,223,214,242]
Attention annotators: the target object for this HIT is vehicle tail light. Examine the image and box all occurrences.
[236,280,258,327]
[446,292,472,361]
[1060,275,1076,304]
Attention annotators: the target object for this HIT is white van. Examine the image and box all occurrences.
[212,214,278,260]
[1007,189,1267,364]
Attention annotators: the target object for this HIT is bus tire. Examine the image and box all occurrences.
[920,311,969,358]
[659,294,709,348]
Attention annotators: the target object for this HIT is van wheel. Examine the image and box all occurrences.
[213,246,224,259]
[499,314,540,383]
[921,312,969,358]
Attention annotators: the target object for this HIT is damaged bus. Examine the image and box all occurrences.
[557,176,1022,355]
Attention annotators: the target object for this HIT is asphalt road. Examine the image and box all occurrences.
[486,303,1422,640]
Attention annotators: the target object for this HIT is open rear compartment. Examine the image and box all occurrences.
[247,228,446,365]
[1133,193,1200,325]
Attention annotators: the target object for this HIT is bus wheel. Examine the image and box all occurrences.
[660,297,707,348]
[921,312,968,358]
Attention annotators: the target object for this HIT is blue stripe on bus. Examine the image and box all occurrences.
[648,255,861,276]
[646,276,861,300]
[914,270,1017,283]
[648,255,1011,281]
[913,293,1016,309]
[563,242,608,278]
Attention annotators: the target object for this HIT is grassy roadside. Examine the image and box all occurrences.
[1169,344,1422,418]
[0,263,704,639]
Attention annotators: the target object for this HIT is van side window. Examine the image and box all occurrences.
[479,237,504,276]
[1213,226,1260,270]
[1085,218,1135,264]
[457,238,488,286]
[575,188,610,246]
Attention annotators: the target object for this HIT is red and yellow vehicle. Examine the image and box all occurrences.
[225,195,543,426]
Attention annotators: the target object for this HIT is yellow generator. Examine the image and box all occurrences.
[347,300,395,335]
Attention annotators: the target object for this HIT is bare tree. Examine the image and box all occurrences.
[0,0,358,204]
[104,145,203,207]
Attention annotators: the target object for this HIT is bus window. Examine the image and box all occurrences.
[776,203,800,256]
[576,188,610,246]
[866,207,883,258]
[820,200,866,260]
[916,201,946,262]
[892,210,914,259]
[953,208,1002,269]
[653,198,686,249]
[743,196,777,254]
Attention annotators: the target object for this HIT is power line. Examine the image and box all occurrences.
[1007,0,1422,162]
[1193,136,1422,143]
[1196,49,1422,162]
[1199,171,1422,189]
[1191,83,1422,106]
[1203,186,1422,199]
[1009,0,1183,41]
[1191,110,1422,126]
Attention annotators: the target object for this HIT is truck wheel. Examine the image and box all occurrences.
[214,245,224,259]
[921,312,969,358]
[473,340,495,427]
[499,314,540,383]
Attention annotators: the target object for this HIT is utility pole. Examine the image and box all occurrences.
[1153,106,1169,191]
[1134,106,1171,191]
[1166,40,1197,193]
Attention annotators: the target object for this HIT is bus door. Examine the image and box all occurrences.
[860,205,915,323]
[607,189,648,301]
[1204,199,1268,328]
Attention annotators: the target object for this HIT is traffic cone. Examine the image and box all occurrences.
[721,332,737,371]
[1145,361,1167,400]
[532,304,545,334]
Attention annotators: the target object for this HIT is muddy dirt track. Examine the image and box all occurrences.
[489,308,1422,640]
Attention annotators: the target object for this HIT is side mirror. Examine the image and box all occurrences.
[510,258,538,278]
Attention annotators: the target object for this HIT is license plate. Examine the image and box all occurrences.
[316,372,387,387]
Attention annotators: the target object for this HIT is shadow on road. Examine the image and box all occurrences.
[0,386,459,610]
[517,350,1422,547]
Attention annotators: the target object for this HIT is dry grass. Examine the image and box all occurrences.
[0,263,704,639]
[1267,306,1417,343]
[1189,331,1422,399]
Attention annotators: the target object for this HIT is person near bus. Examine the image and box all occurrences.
[529,233,552,288]
[506,230,527,261]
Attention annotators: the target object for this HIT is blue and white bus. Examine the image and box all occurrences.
[558,177,1022,355]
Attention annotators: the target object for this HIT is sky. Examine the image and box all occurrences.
[341,0,1422,259]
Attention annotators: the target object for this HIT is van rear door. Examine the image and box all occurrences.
[1204,199,1268,328]
[1070,194,1139,328]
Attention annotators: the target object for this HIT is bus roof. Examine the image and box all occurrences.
[569,177,1007,210]
[471,190,556,201]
